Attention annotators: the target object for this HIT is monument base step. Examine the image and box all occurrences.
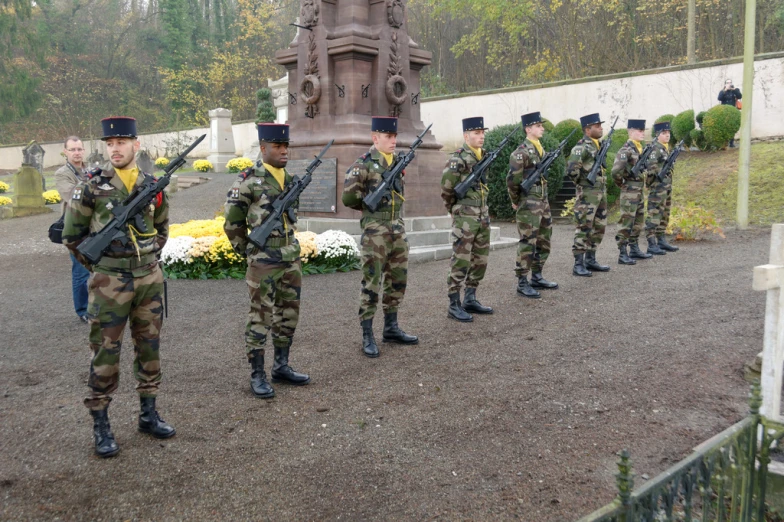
[408,237,518,263]
[177,175,211,189]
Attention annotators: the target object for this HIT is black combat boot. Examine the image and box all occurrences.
[658,235,679,252]
[448,292,473,322]
[138,397,176,439]
[618,245,636,265]
[517,276,541,298]
[647,236,666,255]
[531,272,558,289]
[382,312,419,344]
[573,254,592,277]
[361,318,379,358]
[271,340,311,385]
[585,251,611,272]
[463,287,493,314]
[249,349,275,398]
[628,241,652,259]
[90,408,119,458]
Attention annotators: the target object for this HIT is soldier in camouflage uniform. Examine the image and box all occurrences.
[223,123,310,399]
[342,116,419,358]
[644,121,679,254]
[567,113,612,277]
[440,116,494,322]
[63,117,175,458]
[611,119,653,265]
[507,111,559,298]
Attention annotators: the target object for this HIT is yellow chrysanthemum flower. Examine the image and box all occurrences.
[43,190,61,204]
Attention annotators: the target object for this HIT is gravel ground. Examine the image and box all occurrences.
[0,175,770,521]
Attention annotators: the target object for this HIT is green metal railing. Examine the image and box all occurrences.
[578,384,784,522]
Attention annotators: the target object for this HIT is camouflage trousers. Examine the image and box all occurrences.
[359,218,408,321]
[615,181,645,247]
[447,211,490,294]
[84,264,164,411]
[245,258,302,360]
[515,196,552,277]
[572,181,608,255]
[645,180,672,238]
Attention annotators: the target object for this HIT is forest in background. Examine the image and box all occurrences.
[1,0,783,144]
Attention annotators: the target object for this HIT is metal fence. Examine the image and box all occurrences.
[578,384,784,522]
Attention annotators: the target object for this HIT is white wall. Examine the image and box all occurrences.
[422,53,784,149]
[2,53,782,170]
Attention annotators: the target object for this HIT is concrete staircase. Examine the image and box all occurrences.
[298,216,518,263]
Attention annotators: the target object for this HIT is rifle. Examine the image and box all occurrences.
[77,134,206,265]
[586,116,619,187]
[248,139,334,249]
[363,124,432,213]
[656,139,684,183]
[630,140,656,179]
[453,127,519,200]
[521,128,576,196]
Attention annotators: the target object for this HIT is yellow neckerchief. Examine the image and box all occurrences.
[631,140,642,154]
[115,166,139,193]
[263,163,286,190]
[468,144,483,160]
[590,138,601,150]
[528,138,544,158]
[663,142,670,153]
[379,151,395,167]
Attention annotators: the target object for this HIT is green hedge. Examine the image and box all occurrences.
[672,110,696,147]
[696,111,706,128]
[484,122,565,219]
[552,119,582,153]
[690,128,707,150]
[703,104,741,149]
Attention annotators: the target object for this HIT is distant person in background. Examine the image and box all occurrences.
[718,79,742,148]
[55,136,90,323]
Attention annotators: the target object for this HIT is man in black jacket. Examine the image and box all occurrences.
[718,79,742,147]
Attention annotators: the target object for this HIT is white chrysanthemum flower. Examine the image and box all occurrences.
[161,235,195,264]
[315,230,360,261]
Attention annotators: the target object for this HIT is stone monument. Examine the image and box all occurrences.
[87,148,105,168]
[136,149,155,174]
[275,0,445,218]
[13,142,50,217]
[207,108,236,173]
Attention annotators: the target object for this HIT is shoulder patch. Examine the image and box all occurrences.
[239,167,254,180]
[572,146,582,155]
[360,152,371,161]
[72,187,83,200]
[619,153,627,161]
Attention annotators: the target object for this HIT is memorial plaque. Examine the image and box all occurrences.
[286,157,337,213]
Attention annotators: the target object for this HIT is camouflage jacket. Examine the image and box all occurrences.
[507,138,547,205]
[567,136,606,186]
[342,146,405,220]
[54,161,88,213]
[62,165,168,274]
[223,163,301,264]
[440,144,489,217]
[611,140,646,187]
[644,141,673,187]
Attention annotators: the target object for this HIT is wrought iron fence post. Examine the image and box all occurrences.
[615,449,634,521]
[741,384,761,521]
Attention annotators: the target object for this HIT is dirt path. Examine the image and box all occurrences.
[0,177,769,521]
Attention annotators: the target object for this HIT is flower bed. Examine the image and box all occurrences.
[160,217,360,279]
[226,158,254,173]
[0,181,9,193]
[43,190,61,204]
[0,196,11,206]
[193,159,213,173]
[155,157,170,169]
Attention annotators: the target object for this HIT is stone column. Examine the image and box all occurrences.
[207,108,236,172]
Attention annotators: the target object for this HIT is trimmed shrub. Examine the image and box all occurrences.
[690,128,707,150]
[604,151,621,205]
[552,119,582,153]
[672,110,696,147]
[703,104,741,149]
[695,111,707,129]
[540,131,567,199]
[256,88,276,123]
[610,128,628,153]
[542,118,555,133]
[484,123,520,220]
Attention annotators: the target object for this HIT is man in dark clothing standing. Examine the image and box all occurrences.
[718,79,742,147]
